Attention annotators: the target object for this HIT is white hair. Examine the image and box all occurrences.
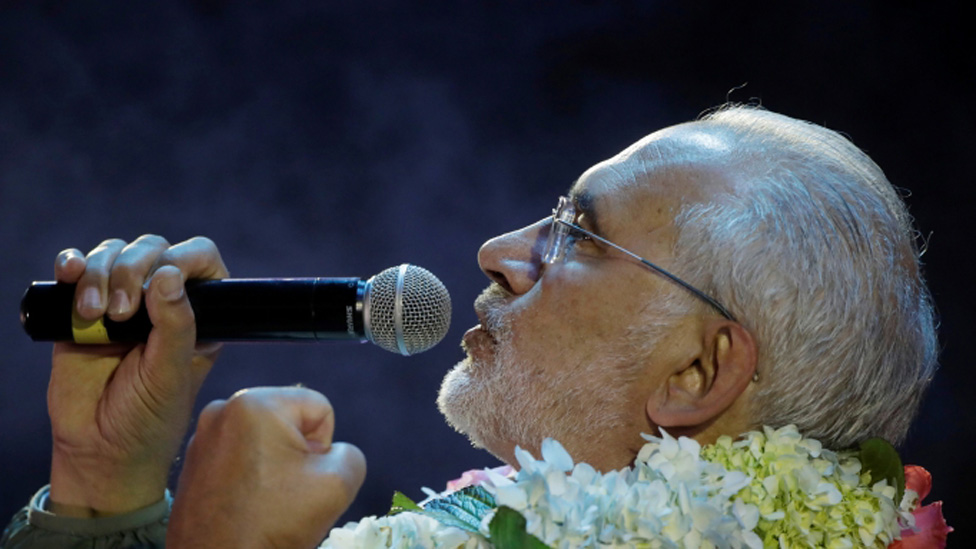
[669,106,938,448]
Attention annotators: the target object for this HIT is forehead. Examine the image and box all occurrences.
[568,124,736,234]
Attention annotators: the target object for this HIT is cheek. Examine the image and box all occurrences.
[506,268,646,366]
[551,266,649,326]
[502,292,581,370]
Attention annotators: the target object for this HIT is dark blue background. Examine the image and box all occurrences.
[1,1,971,542]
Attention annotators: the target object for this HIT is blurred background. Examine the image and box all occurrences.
[1,0,971,542]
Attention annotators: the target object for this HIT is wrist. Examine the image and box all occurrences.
[50,448,169,516]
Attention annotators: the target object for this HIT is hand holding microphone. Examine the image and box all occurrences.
[45,235,229,517]
[24,264,452,356]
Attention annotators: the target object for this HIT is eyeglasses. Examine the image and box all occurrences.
[542,196,737,321]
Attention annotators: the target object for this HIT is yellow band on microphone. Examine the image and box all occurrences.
[71,309,110,344]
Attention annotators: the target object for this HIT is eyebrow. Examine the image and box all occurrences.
[567,186,605,237]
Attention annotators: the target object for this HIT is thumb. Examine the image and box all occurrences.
[141,265,199,388]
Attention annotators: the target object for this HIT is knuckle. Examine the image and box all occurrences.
[187,235,217,250]
[304,388,333,414]
[84,239,125,267]
[291,384,329,401]
[198,399,227,422]
[224,389,264,417]
[95,238,127,251]
[133,234,169,248]
[157,236,226,278]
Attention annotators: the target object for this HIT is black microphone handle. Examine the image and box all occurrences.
[20,278,368,343]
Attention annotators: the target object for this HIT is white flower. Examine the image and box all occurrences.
[541,438,575,473]
[322,513,487,549]
[322,426,909,548]
[493,484,528,510]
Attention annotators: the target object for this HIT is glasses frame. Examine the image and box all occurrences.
[543,196,737,322]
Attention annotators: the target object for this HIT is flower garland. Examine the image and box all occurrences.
[322,426,950,548]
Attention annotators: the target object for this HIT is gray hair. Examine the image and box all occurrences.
[669,106,938,448]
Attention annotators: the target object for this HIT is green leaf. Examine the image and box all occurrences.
[389,491,422,515]
[421,486,497,532]
[858,437,905,503]
[387,486,498,535]
[488,506,550,549]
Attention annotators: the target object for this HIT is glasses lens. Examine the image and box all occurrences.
[543,197,575,264]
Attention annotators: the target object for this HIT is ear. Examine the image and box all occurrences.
[646,320,757,428]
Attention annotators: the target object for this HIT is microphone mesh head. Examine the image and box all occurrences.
[364,264,452,355]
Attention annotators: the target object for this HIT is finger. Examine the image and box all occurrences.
[74,239,127,320]
[273,387,336,452]
[229,387,336,452]
[139,265,200,398]
[105,235,172,321]
[54,248,86,283]
[151,236,229,283]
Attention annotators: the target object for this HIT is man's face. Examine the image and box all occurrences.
[438,126,728,470]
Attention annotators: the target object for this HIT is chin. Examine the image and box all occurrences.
[439,348,654,472]
[440,352,542,465]
[436,351,577,467]
[437,358,495,452]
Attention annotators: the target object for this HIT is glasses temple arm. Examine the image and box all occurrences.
[556,218,737,321]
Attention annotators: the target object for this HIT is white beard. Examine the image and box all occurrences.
[437,284,670,464]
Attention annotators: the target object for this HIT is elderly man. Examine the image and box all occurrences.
[1,106,937,547]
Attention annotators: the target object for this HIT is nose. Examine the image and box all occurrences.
[477,219,549,295]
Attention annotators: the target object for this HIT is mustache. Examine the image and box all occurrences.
[474,283,514,338]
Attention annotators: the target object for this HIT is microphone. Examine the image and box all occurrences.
[20,264,452,356]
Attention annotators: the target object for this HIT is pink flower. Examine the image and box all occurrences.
[446,465,515,492]
[889,465,952,548]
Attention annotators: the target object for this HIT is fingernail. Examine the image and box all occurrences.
[156,272,184,301]
[79,287,102,313]
[108,290,131,316]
